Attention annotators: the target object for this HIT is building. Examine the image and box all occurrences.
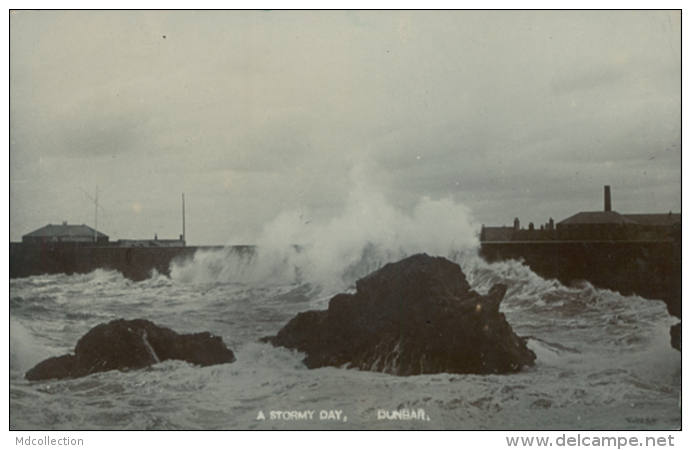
[481,186,680,243]
[116,238,185,247]
[22,222,109,245]
[478,186,681,321]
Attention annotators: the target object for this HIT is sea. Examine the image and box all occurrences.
[8,197,682,432]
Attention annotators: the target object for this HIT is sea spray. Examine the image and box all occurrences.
[171,180,479,291]
[10,318,54,376]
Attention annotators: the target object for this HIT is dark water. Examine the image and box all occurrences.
[9,244,681,430]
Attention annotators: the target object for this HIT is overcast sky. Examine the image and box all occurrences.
[10,10,681,245]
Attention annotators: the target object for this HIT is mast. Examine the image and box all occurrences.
[94,185,98,242]
[182,193,186,245]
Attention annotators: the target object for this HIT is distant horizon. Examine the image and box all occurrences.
[13,186,681,246]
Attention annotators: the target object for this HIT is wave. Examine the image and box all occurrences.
[171,188,480,291]
[10,318,55,376]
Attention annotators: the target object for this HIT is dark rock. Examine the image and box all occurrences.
[670,323,681,352]
[26,319,235,381]
[24,355,78,380]
[262,253,536,375]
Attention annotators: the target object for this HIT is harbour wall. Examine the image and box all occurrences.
[9,243,253,282]
[11,239,681,319]
[479,240,681,318]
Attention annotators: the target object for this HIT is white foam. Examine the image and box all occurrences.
[172,167,479,291]
[10,317,54,375]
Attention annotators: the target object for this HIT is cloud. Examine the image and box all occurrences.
[59,114,146,158]
[550,65,628,95]
[9,11,681,244]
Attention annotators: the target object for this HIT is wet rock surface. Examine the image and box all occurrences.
[25,318,235,381]
[262,253,536,375]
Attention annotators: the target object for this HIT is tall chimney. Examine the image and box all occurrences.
[604,185,611,212]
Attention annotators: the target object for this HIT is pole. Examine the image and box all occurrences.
[94,185,98,242]
[182,193,186,245]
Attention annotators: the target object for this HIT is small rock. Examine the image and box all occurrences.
[26,319,235,381]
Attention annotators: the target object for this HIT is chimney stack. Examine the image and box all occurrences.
[604,185,611,212]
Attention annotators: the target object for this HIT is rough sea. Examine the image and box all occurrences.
[9,246,681,431]
[8,195,683,432]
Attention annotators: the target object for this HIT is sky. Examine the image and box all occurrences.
[9,10,681,245]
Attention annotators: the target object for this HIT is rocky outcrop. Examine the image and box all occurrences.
[25,319,235,381]
[262,253,536,375]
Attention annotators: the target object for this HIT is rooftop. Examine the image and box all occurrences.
[557,211,639,226]
[621,213,681,226]
[23,223,108,239]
